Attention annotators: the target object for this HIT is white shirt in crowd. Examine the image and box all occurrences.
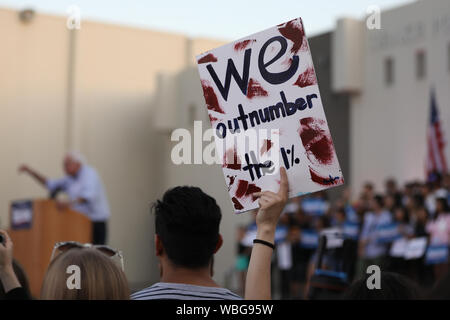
[46,164,110,222]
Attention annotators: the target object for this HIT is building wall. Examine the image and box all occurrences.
[0,8,231,290]
[0,9,68,231]
[340,0,450,193]
[309,32,351,200]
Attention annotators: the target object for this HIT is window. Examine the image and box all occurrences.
[416,50,426,79]
[384,57,394,85]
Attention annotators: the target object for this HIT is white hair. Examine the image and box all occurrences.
[66,150,86,164]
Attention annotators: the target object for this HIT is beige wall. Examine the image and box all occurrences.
[0,9,68,225]
[0,7,245,290]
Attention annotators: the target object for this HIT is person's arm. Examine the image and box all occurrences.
[245,167,289,300]
[18,164,48,186]
[0,230,21,293]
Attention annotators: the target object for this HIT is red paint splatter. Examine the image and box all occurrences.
[299,117,334,165]
[294,67,317,88]
[278,19,305,54]
[260,139,273,155]
[227,175,236,191]
[235,180,249,198]
[233,179,261,204]
[223,146,241,170]
[246,184,261,201]
[232,197,244,210]
[283,57,293,66]
[234,179,261,201]
[201,80,225,114]
[309,167,329,186]
[198,53,217,64]
[234,39,256,51]
[309,166,343,186]
[209,114,219,123]
[246,78,268,99]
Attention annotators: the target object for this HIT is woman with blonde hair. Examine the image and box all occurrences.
[41,242,129,300]
[1,229,129,300]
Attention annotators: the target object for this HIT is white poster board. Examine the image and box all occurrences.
[197,18,344,213]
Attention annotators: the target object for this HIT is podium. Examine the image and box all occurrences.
[8,199,92,298]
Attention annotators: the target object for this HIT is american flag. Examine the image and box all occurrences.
[426,90,448,177]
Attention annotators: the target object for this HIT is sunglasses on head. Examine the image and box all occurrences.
[50,241,124,271]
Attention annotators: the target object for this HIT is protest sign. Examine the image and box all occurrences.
[197,17,344,213]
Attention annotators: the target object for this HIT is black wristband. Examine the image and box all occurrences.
[253,239,275,250]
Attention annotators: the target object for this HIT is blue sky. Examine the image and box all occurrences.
[0,0,415,40]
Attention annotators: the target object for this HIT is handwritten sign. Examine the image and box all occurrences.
[197,18,344,213]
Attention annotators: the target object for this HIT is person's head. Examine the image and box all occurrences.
[385,178,397,195]
[294,208,307,224]
[422,182,433,195]
[63,151,84,176]
[436,197,450,215]
[41,248,129,300]
[412,193,424,209]
[335,208,346,225]
[394,206,409,224]
[288,224,300,242]
[370,195,384,212]
[414,206,429,224]
[404,183,413,196]
[341,187,351,202]
[443,173,450,189]
[362,182,374,197]
[315,215,330,231]
[154,186,222,272]
[384,194,396,211]
[343,272,421,300]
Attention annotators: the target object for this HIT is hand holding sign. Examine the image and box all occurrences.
[253,167,289,238]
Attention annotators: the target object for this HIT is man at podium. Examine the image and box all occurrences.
[18,151,110,245]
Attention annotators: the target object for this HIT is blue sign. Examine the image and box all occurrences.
[10,200,33,230]
[425,244,449,265]
[376,222,401,243]
[300,229,319,249]
[274,225,288,244]
[343,221,360,240]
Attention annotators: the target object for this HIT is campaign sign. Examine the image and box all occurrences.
[299,229,319,249]
[343,221,360,240]
[10,200,33,230]
[425,244,449,265]
[197,18,344,213]
[376,222,401,243]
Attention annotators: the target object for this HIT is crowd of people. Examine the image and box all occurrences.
[234,172,450,299]
[1,164,450,300]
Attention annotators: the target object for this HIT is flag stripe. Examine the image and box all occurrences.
[425,90,447,177]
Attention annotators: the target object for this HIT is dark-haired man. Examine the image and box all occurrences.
[131,186,241,300]
[131,168,289,300]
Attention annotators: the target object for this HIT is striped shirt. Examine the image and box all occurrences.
[130,282,242,300]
